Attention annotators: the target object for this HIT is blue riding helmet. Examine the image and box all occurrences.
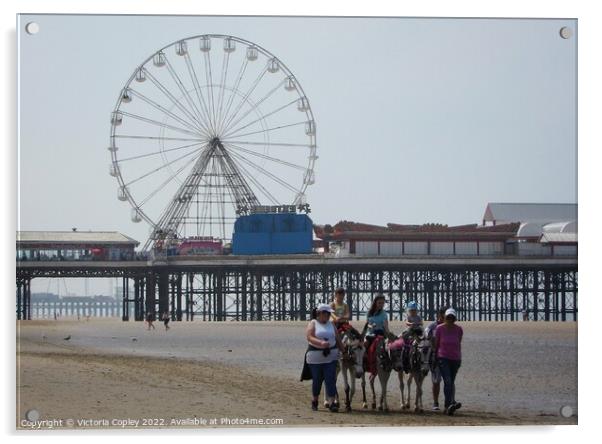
[407,301,418,310]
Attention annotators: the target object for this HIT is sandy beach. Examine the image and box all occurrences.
[16,319,577,429]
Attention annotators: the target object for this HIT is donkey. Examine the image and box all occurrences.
[386,336,410,411]
[360,332,398,412]
[398,334,433,412]
[327,326,365,411]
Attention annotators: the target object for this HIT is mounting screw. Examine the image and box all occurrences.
[559,27,573,39]
[560,405,573,417]
[25,409,40,421]
[25,22,40,35]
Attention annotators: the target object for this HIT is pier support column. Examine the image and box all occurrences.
[16,280,23,320]
[134,276,145,321]
[169,274,176,321]
[241,272,248,321]
[158,271,169,318]
[533,271,539,322]
[146,272,156,319]
[19,278,32,320]
[256,272,263,321]
[176,273,183,321]
[121,276,129,321]
[185,273,194,321]
[215,272,224,321]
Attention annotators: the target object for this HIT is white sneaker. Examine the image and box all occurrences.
[432,404,440,411]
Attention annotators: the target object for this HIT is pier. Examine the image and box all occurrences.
[16,255,577,322]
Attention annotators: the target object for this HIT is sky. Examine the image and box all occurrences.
[17,14,577,295]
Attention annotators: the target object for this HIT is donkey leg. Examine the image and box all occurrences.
[398,371,406,411]
[379,370,391,412]
[342,366,351,412]
[349,371,357,412]
[369,374,377,410]
[361,374,368,409]
[405,374,412,410]
[415,376,424,413]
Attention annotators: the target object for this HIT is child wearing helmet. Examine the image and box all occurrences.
[402,301,424,341]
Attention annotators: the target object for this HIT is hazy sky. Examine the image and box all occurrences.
[17,15,576,295]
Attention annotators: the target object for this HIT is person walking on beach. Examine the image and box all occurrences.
[330,288,351,332]
[434,307,463,415]
[161,311,170,331]
[146,311,156,330]
[425,308,446,411]
[305,303,344,412]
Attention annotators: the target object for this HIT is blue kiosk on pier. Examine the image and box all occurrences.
[232,205,313,255]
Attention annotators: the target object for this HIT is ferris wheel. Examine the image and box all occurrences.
[108,34,317,250]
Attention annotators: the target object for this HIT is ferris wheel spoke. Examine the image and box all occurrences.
[123,144,204,187]
[214,51,231,134]
[221,140,313,148]
[143,69,209,135]
[221,147,280,205]
[162,58,210,134]
[113,134,205,142]
[183,52,216,135]
[225,121,306,140]
[117,141,205,163]
[203,52,218,135]
[222,78,286,137]
[226,147,300,195]
[223,97,298,139]
[217,58,249,134]
[139,144,209,206]
[127,88,204,135]
[118,110,203,138]
[220,67,267,136]
[225,142,307,171]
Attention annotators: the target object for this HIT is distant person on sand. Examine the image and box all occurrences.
[161,311,170,331]
[146,312,156,330]
[434,307,463,415]
[425,308,446,411]
[330,288,351,332]
[304,304,344,412]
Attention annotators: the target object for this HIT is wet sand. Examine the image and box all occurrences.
[16,320,577,429]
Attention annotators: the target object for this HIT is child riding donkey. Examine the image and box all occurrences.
[401,301,424,371]
[330,287,352,334]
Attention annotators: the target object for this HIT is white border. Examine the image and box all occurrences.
[3,1,599,442]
